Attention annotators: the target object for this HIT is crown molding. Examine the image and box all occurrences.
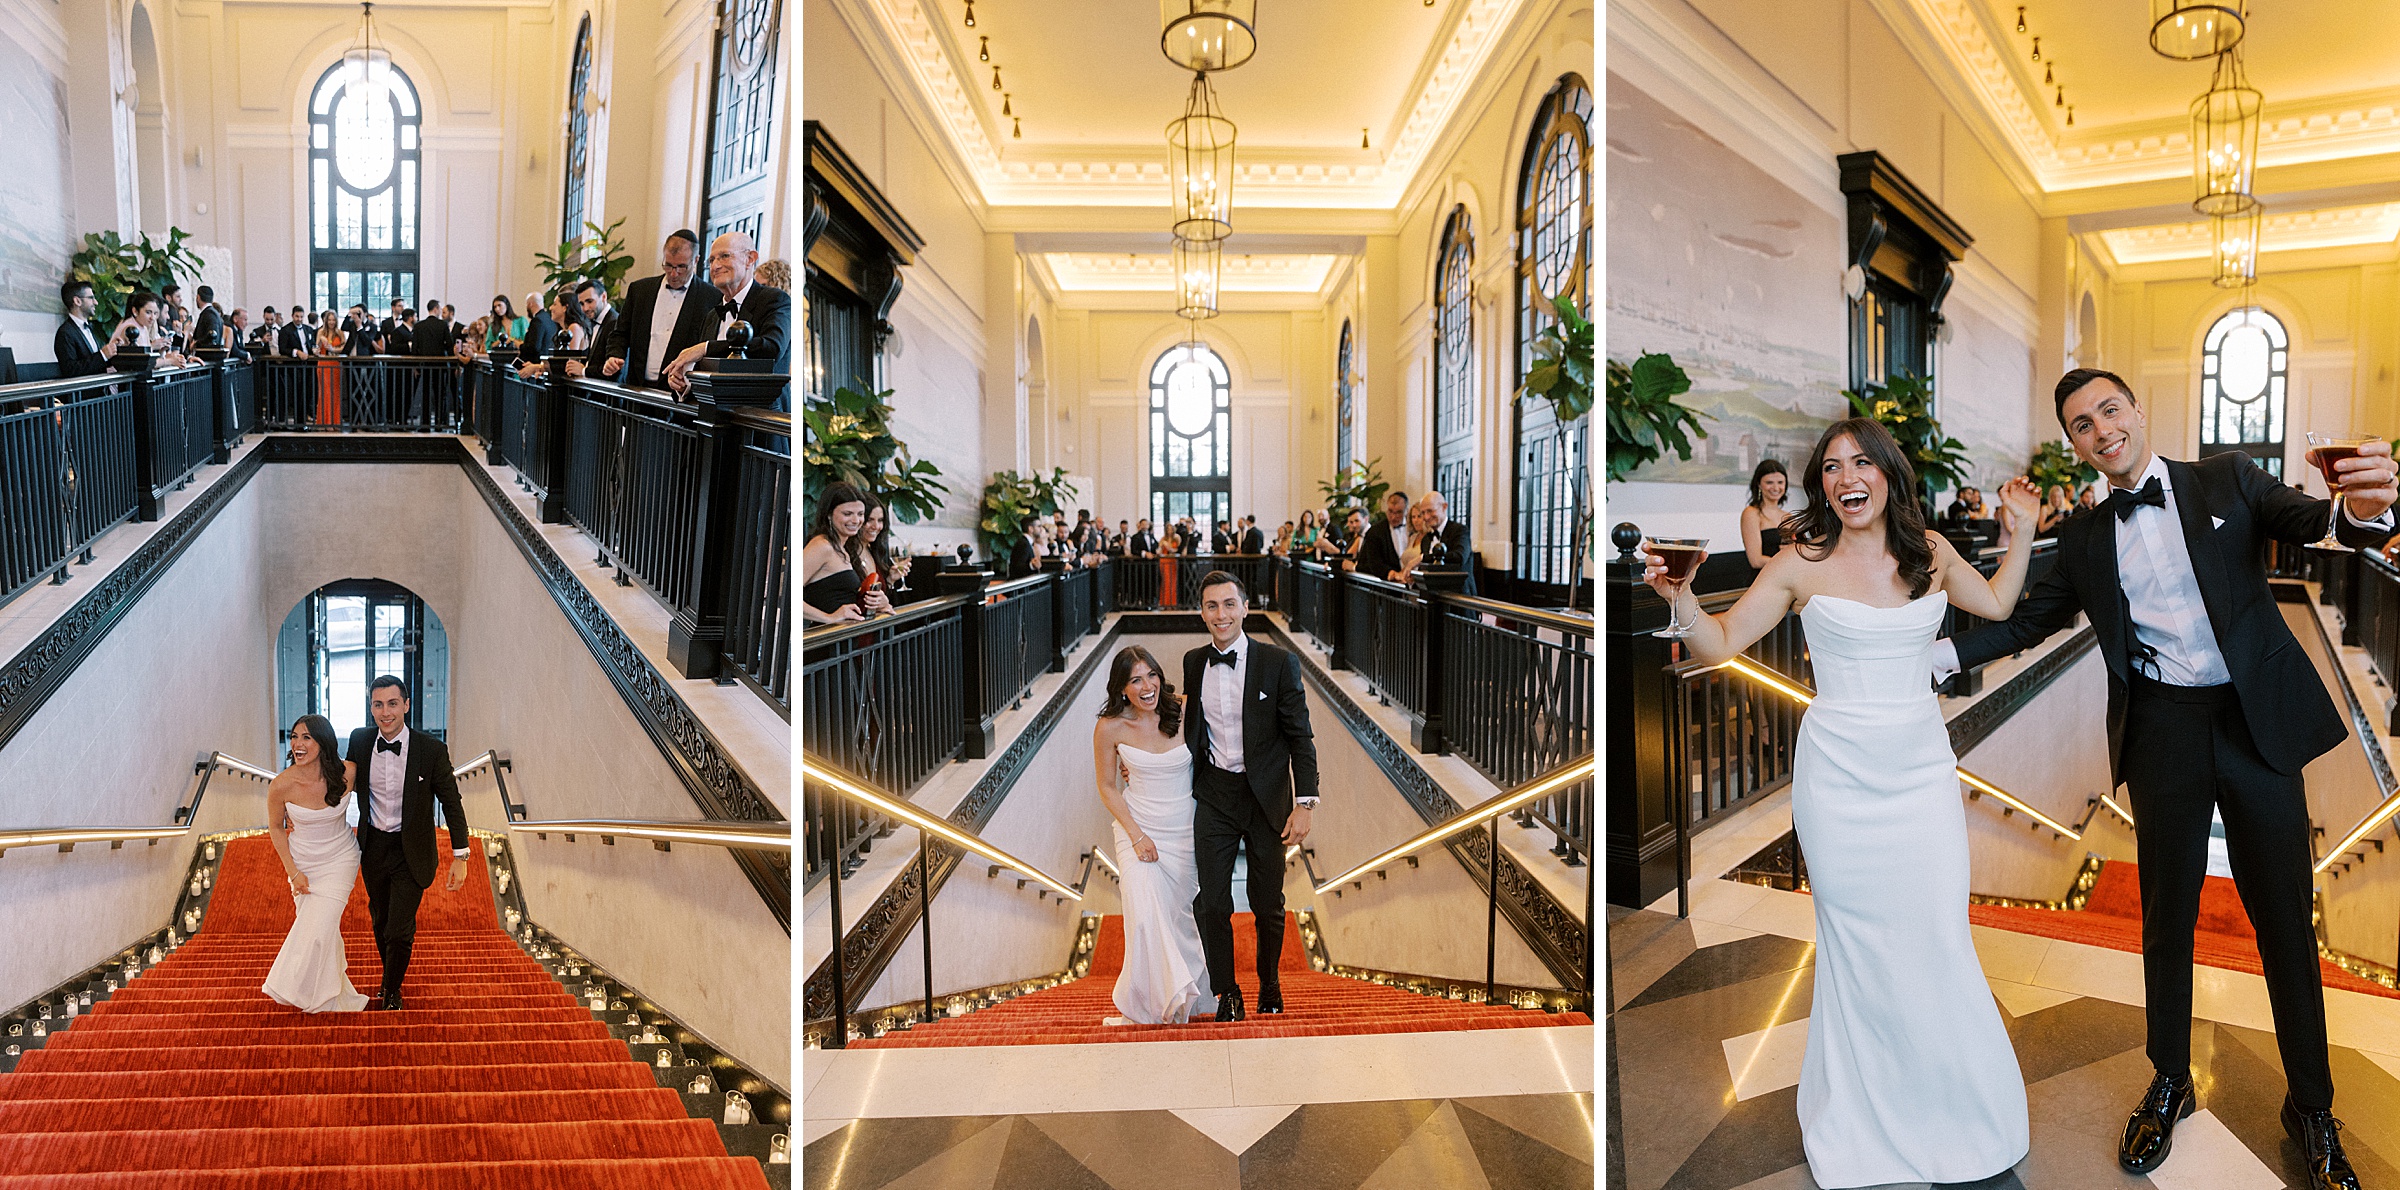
[2097,202,2400,267]
[838,0,1531,212]
[0,0,68,78]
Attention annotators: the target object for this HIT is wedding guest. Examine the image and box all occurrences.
[1742,459,1795,570]
[2037,485,2075,535]
[801,483,883,625]
[1290,510,1322,557]
[108,290,189,369]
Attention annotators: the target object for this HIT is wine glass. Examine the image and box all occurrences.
[1644,536,1709,637]
[2305,431,2379,552]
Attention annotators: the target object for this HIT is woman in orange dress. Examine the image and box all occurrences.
[1156,524,1182,611]
[313,313,345,427]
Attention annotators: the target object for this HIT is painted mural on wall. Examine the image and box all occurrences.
[0,38,73,315]
[1604,74,1848,485]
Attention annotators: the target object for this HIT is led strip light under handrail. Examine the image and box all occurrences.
[0,753,277,857]
[510,818,790,851]
[1310,756,1596,896]
[1706,656,2085,841]
[802,761,1083,901]
[2317,788,2400,875]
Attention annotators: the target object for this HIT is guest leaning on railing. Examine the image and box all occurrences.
[803,482,893,625]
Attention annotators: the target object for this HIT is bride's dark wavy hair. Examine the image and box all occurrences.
[1786,416,1935,599]
[1097,645,1181,737]
[290,714,347,806]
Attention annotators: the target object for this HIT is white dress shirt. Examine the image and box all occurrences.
[646,281,691,382]
[1201,634,1249,773]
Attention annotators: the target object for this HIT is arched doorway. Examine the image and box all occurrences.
[275,580,449,746]
[130,3,170,232]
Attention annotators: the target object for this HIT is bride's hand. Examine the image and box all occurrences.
[288,871,310,896]
[1995,477,2040,533]
[1132,834,1159,863]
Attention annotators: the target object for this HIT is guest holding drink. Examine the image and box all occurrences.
[1742,459,1795,570]
[802,483,889,625]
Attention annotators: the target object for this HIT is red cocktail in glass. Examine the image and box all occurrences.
[1644,536,1710,637]
[2305,431,2379,552]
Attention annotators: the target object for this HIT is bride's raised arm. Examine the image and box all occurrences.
[1931,477,2040,621]
[1643,548,1802,667]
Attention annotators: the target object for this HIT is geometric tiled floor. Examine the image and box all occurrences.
[1609,904,2400,1190]
[803,1093,1595,1189]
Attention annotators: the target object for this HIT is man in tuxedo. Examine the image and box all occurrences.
[1210,521,1235,554]
[604,230,717,391]
[346,676,470,1012]
[1239,516,1267,555]
[564,280,617,379]
[1353,489,1413,582]
[413,299,453,358]
[666,231,791,402]
[191,285,226,352]
[251,307,282,355]
[1940,368,2395,1186]
[1110,519,1133,557]
[380,301,414,356]
[279,307,312,358]
[1130,518,1160,558]
[1184,571,1319,1020]
[224,309,253,362]
[54,280,117,377]
[1399,492,1476,593]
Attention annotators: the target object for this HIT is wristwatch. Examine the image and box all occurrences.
[1295,797,1319,809]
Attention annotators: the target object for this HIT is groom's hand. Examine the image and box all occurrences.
[2338,440,2400,522]
[1281,805,1313,848]
[447,863,468,892]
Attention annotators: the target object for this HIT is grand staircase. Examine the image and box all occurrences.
[0,836,772,1188]
[851,912,1591,1048]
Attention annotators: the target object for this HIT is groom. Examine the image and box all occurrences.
[1940,369,2396,1188]
[347,675,470,1011]
[1184,570,1320,1021]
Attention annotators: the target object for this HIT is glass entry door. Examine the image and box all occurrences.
[277,580,447,746]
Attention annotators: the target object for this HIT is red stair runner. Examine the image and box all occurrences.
[0,835,765,1188]
[851,912,1591,1047]
[1969,860,2397,1000]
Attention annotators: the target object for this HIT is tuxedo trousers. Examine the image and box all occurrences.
[1191,760,1286,997]
[358,825,426,995]
[2121,675,2333,1109]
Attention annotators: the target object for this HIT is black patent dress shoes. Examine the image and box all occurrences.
[381,989,406,1013]
[2119,1071,2195,1173]
[2284,1097,2363,1190]
[1255,982,1284,1015]
[1214,985,1245,1022]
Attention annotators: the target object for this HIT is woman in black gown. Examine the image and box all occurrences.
[803,483,890,625]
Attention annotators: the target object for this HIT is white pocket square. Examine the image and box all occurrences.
[1257,691,1267,701]
[2212,515,2226,530]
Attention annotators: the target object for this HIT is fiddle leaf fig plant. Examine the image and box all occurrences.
[1521,294,1595,423]
[1605,351,1706,483]
[1317,459,1389,517]
[979,468,1079,566]
[802,385,949,524]
[1844,373,1970,501]
[67,229,207,326]
[2025,438,2098,502]
[532,218,638,304]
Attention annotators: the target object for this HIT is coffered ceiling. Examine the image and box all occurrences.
[833,0,1541,212]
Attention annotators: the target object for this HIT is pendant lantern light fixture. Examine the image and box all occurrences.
[2211,204,2261,288]
[2191,49,2262,216]
[340,2,392,105]
[1173,237,1222,321]
[2151,0,2244,60]
[1166,71,1237,241]
[1159,0,1258,73]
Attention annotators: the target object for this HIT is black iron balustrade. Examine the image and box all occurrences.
[1285,559,1331,642]
[134,365,217,517]
[979,574,1057,719]
[1344,573,1428,715]
[1105,554,1280,611]
[1053,563,1095,662]
[721,408,793,707]
[0,376,139,604]
[254,356,470,432]
[562,382,707,608]
[492,364,555,502]
[1439,596,1594,861]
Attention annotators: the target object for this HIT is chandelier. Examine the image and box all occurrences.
[1166,73,1237,241]
[2211,205,2261,288]
[2190,50,2261,216]
[1173,237,1221,320]
[340,2,392,105]
[1159,1,1257,73]
[2150,0,2244,61]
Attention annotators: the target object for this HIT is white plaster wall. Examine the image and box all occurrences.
[0,475,277,1012]
[1953,646,2124,902]
[0,459,787,1086]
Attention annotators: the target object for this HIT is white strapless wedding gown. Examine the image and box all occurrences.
[1109,743,1217,1025]
[262,794,371,1013]
[1792,593,2027,1186]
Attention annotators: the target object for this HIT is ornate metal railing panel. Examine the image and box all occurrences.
[0,379,138,605]
[1344,574,1427,713]
[723,410,792,708]
[563,383,707,609]
[981,575,1055,716]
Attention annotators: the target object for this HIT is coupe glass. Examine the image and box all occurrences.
[1644,536,1710,637]
[2305,431,2379,552]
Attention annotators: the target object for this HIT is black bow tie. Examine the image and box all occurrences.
[376,737,402,755]
[1206,647,1238,668]
[2108,477,2167,521]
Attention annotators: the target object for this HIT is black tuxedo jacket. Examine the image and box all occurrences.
[1954,452,2395,781]
[607,276,721,387]
[1211,529,1235,554]
[1008,536,1041,579]
[278,323,312,358]
[193,305,225,350]
[1353,516,1410,582]
[1130,531,1159,557]
[584,311,618,374]
[704,283,793,377]
[346,727,470,887]
[1182,639,1320,829]
[1421,520,1475,594]
[54,318,106,378]
[413,317,454,358]
[1241,527,1266,554]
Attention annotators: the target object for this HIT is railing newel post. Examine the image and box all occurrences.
[127,365,161,522]
[668,372,776,682]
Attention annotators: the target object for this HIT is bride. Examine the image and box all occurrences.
[1645,417,2039,1186]
[262,714,372,1013]
[1090,645,1217,1024]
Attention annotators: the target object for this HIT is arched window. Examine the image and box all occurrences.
[561,15,593,244]
[1513,74,1592,590]
[1336,320,1355,479]
[703,0,782,250]
[2200,306,2289,478]
[1149,340,1232,534]
[308,60,421,314]
[1433,206,1475,533]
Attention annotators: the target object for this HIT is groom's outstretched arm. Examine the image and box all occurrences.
[1950,552,2083,673]
[1278,651,1319,804]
